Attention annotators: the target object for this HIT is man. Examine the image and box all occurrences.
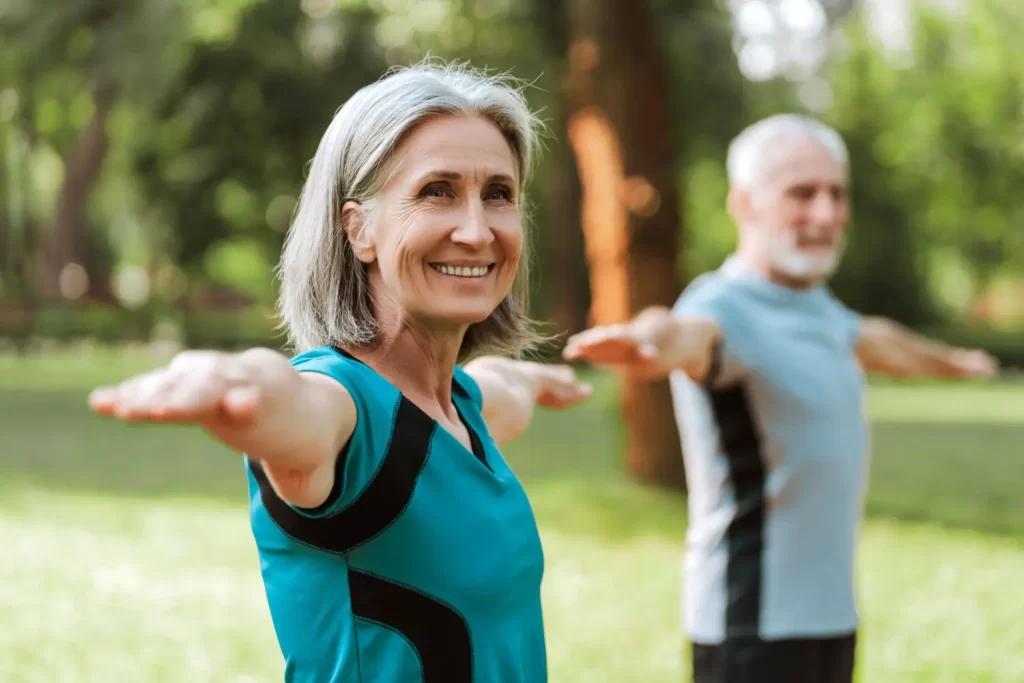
[563,114,998,683]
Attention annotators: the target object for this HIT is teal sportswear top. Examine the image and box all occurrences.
[245,346,547,682]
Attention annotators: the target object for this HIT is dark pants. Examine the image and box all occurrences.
[691,633,856,683]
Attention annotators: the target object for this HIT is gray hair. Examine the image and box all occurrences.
[277,60,545,359]
[726,114,848,188]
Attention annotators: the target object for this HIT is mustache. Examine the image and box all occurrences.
[792,230,843,248]
[795,238,837,248]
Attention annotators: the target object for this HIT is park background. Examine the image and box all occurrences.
[1,0,1022,681]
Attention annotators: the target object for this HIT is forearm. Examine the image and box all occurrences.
[857,318,962,378]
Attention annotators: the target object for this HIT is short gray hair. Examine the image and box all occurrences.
[277,60,544,359]
[726,114,848,188]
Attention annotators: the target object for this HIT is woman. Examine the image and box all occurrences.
[90,62,592,682]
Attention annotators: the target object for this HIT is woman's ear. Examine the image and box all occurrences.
[342,200,376,264]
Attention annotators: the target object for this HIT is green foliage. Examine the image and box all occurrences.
[3,0,1024,334]
[0,302,283,350]
[180,306,284,350]
[131,1,387,275]
[9,303,155,343]
[201,238,276,303]
[822,0,1024,317]
[922,325,1024,369]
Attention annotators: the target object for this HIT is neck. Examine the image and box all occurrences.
[347,293,466,420]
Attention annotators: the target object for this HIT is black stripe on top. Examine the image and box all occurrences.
[349,568,473,683]
[454,399,490,471]
[250,349,481,680]
[708,383,767,638]
[249,394,436,554]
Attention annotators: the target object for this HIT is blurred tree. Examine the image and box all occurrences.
[824,0,1024,322]
[564,0,686,490]
[1,0,1021,355]
[132,1,387,304]
[660,0,756,279]
[524,0,589,341]
[0,0,189,302]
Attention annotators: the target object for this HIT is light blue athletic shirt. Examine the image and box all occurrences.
[669,256,870,643]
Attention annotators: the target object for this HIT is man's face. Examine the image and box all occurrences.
[736,137,850,284]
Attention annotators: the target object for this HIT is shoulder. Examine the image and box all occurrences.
[289,346,402,454]
[673,270,748,322]
[291,346,394,400]
[247,348,406,524]
[291,345,365,377]
[822,290,863,345]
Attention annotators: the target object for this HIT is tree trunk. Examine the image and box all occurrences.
[565,0,687,490]
[547,147,588,338]
[42,82,116,301]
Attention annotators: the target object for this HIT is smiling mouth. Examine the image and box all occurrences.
[430,263,495,278]
[796,241,836,250]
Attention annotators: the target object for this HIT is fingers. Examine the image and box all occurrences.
[563,325,645,365]
[535,363,577,384]
[956,350,1000,378]
[535,364,594,409]
[943,348,998,379]
[563,324,627,354]
[88,386,120,415]
[537,383,593,409]
[90,368,179,421]
[88,351,256,424]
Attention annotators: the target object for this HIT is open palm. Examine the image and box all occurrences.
[529,363,593,409]
[562,325,669,379]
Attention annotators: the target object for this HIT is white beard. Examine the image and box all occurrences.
[759,228,846,281]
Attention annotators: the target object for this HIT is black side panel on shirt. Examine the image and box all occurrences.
[707,384,767,639]
[249,395,436,554]
[349,568,473,683]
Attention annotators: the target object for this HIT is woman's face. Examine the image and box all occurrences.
[350,114,522,331]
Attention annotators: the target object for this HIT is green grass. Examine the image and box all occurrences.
[1,347,1023,682]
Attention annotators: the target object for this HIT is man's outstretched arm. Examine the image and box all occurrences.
[563,307,722,382]
[854,316,999,379]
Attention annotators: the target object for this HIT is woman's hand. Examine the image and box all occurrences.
[90,348,354,508]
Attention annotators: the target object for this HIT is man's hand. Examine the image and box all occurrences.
[563,309,721,382]
[939,348,1000,379]
[562,324,667,378]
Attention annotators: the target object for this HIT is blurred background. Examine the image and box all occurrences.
[1,0,1022,681]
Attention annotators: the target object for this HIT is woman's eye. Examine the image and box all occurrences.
[421,183,451,199]
[485,186,512,202]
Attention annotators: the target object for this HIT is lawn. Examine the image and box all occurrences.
[1,346,1022,682]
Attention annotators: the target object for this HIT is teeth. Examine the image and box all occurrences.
[434,264,490,278]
